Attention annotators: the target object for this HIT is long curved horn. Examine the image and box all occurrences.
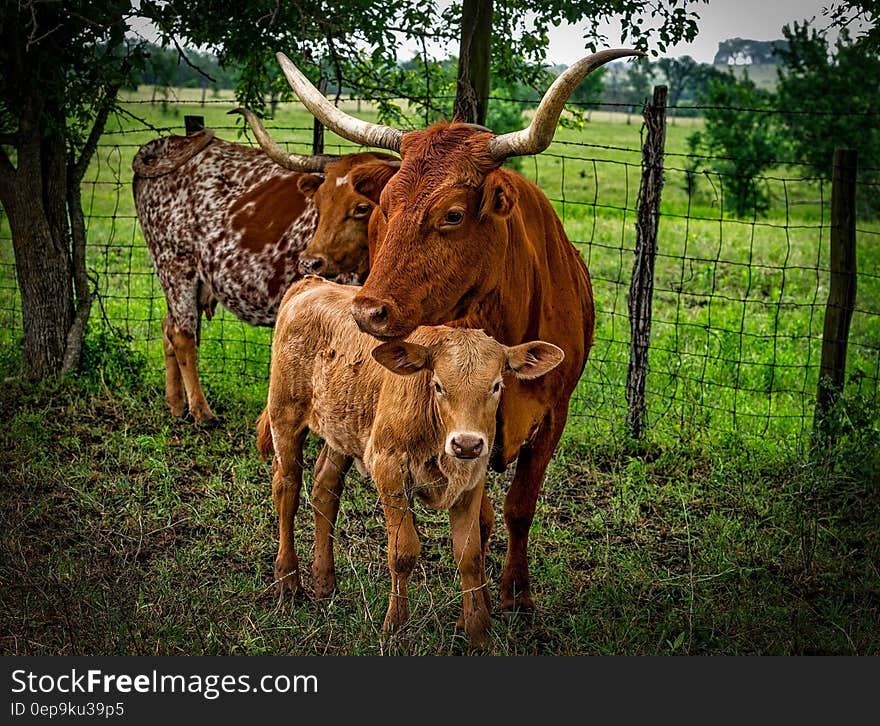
[275,52,405,152]
[487,49,646,160]
[228,108,340,172]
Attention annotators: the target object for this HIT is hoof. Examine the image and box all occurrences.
[168,403,188,418]
[496,594,536,614]
[274,561,301,602]
[311,571,337,601]
[456,612,492,650]
[195,414,222,429]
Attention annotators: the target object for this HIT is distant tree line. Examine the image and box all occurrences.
[684,22,879,218]
[130,42,240,93]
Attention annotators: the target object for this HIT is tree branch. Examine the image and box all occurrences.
[71,75,126,183]
[172,37,216,84]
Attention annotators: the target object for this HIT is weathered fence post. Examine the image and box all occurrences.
[814,148,858,436]
[184,115,205,135]
[626,85,668,440]
[312,77,328,156]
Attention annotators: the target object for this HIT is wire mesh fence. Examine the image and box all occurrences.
[0,90,877,448]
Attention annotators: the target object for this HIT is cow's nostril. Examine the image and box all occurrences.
[351,297,390,335]
[299,256,326,276]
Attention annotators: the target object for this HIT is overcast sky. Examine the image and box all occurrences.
[128,1,863,66]
[545,0,851,65]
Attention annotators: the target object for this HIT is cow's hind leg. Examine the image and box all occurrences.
[451,483,492,648]
[500,408,566,612]
[162,313,186,418]
[271,423,309,599]
[311,444,353,599]
[165,322,217,425]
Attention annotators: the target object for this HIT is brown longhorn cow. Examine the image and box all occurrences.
[131,112,399,425]
[248,49,643,613]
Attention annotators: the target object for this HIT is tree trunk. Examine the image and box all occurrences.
[1,107,75,380]
[454,0,493,125]
[6,192,74,380]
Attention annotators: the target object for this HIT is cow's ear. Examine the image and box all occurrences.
[351,160,400,203]
[297,174,323,198]
[505,341,564,380]
[480,169,519,220]
[372,341,432,376]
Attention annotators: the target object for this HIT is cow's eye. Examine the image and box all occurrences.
[492,381,502,395]
[442,209,464,226]
[352,203,372,218]
[433,381,443,395]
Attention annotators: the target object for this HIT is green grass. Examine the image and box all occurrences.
[1,361,877,655]
[1,88,879,655]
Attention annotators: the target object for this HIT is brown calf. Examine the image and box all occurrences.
[256,276,562,646]
[131,123,398,424]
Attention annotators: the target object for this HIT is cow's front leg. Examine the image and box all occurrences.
[450,482,492,648]
[311,444,352,599]
[500,409,565,611]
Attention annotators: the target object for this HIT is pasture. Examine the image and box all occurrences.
[0,87,878,655]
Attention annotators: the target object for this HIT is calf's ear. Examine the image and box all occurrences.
[297,173,323,197]
[505,341,564,380]
[372,341,432,376]
[351,160,400,203]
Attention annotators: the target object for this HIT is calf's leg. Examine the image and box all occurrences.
[374,458,419,635]
[450,482,492,647]
[479,490,494,610]
[311,444,352,599]
[271,423,309,598]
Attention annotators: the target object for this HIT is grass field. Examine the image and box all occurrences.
[1,87,878,655]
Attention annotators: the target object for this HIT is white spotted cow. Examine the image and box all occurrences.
[132,118,399,424]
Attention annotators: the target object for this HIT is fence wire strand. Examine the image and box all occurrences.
[0,96,878,446]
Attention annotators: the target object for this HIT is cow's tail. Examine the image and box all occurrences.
[256,407,274,462]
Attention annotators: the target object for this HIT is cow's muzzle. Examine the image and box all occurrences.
[350,296,412,339]
[298,254,328,277]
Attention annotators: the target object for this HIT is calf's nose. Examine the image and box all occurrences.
[450,434,485,460]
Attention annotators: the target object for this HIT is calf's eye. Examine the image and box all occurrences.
[434,381,443,395]
[353,203,372,218]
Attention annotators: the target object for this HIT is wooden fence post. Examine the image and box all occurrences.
[312,77,328,156]
[184,115,205,135]
[814,148,858,435]
[626,85,668,440]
